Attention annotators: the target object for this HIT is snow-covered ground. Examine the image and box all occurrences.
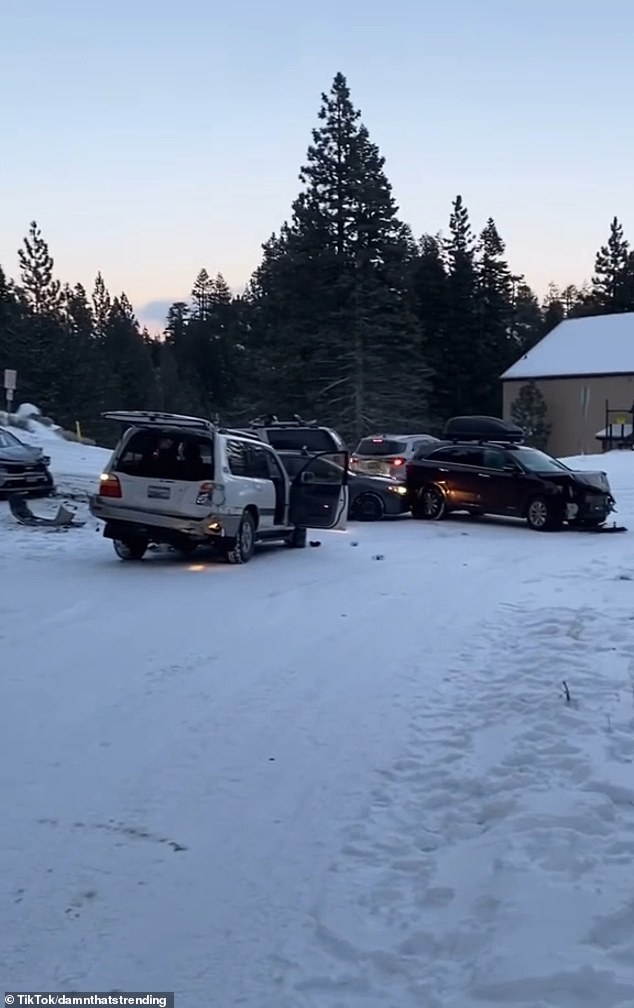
[3,422,634,1007]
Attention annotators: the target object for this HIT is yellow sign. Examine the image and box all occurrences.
[614,414,629,425]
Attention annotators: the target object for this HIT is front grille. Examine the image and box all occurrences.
[1,461,47,475]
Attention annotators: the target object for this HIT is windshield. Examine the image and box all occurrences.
[0,429,22,448]
[517,447,571,473]
[356,438,407,456]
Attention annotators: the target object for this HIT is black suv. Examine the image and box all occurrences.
[247,415,346,454]
[405,415,617,531]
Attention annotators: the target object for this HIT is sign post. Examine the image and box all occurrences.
[4,368,17,412]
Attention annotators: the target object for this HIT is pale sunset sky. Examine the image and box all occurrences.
[1,0,632,333]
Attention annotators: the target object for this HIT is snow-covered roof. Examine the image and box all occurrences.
[501,312,634,380]
[595,423,633,439]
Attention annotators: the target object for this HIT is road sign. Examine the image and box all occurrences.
[4,368,16,391]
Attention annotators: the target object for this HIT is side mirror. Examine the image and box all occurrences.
[300,470,315,484]
[503,465,521,475]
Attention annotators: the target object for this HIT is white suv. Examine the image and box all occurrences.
[351,433,440,479]
[89,411,349,564]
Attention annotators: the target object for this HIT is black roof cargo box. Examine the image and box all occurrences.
[444,415,524,443]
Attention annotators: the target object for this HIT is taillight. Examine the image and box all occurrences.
[196,482,212,505]
[98,473,122,498]
[390,457,406,467]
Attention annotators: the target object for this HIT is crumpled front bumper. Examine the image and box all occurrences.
[566,491,615,523]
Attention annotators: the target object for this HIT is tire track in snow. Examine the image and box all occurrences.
[273,597,634,1008]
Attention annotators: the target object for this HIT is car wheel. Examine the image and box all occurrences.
[285,526,307,548]
[113,537,148,561]
[226,511,256,564]
[418,485,447,521]
[350,492,385,521]
[526,495,563,531]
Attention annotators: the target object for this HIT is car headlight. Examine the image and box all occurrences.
[388,484,408,495]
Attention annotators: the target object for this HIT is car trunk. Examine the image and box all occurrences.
[353,438,408,477]
[110,429,215,517]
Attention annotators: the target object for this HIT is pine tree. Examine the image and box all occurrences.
[474,217,515,413]
[591,217,634,312]
[247,72,430,440]
[511,282,543,354]
[16,221,61,315]
[92,272,112,339]
[191,269,214,319]
[510,382,551,449]
[409,233,449,425]
[542,285,566,335]
[13,222,68,415]
[439,195,479,417]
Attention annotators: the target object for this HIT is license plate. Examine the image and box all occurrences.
[148,485,171,499]
[25,475,39,482]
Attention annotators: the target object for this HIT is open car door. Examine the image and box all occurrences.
[289,452,349,530]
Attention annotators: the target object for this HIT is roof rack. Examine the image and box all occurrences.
[249,414,319,428]
[102,410,215,433]
[218,427,265,442]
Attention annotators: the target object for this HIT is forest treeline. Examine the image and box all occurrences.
[2,72,633,446]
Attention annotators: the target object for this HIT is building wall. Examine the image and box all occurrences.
[502,374,634,457]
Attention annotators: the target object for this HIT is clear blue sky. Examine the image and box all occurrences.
[1,0,632,333]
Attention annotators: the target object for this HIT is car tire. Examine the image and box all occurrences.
[526,495,564,532]
[350,492,385,521]
[113,537,148,561]
[225,511,256,564]
[414,485,447,521]
[285,526,307,548]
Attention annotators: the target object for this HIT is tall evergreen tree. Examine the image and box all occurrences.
[591,217,634,312]
[409,233,449,425]
[248,72,430,439]
[542,284,566,335]
[474,217,516,412]
[13,222,67,414]
[439,194,479,417]
[511,282,543,354]
[16,221,61,315]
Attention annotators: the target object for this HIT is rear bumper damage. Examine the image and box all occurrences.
[88,496,243,544]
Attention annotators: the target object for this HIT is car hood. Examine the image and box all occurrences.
[0,444,45,463]
[541,469,612,493]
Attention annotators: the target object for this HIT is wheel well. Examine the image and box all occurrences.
[524,492,561,517]
[422,482,445,497]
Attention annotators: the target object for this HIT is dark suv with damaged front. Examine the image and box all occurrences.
[406,416,617,531]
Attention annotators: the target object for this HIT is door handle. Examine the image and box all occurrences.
[438,467,448,472]
[477,472,491,478]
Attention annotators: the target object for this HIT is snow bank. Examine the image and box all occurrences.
[1,404,111,495]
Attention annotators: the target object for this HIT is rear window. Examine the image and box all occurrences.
[265,428,338,452]
[114,430,214,481]
[356,438,407,456]
[278,454,304,476]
